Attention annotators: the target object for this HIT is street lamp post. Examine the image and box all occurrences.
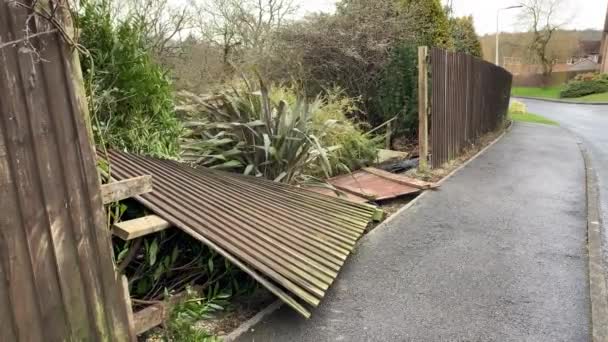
[496,5,523,66]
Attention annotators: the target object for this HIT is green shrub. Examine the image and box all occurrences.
[271,86,379,173]
[397,0,452,48]
[180,78,337,183]
[308,88,380,174]
[180,80,379,182]
[560,78,608,98]
[77,0,181,158]
[163,286,229,341]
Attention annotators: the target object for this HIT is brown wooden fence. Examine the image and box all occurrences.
[1,2,132,340]
[429,47,512,168]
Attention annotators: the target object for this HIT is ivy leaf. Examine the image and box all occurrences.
[116,246,129,264]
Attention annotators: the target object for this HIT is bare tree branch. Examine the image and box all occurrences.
[518,0,571,79]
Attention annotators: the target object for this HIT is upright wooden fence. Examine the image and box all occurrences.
[0,2,132,340]
[428,47,512,168]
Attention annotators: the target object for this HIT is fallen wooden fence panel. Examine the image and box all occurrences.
[102,150,377,318]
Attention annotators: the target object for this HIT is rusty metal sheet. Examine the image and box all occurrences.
[102,150,377,318]
[328,169,422,201]
[0,2,131,340]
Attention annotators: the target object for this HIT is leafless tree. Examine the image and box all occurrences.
[120,0,193,60]
[518,0,572,77]
[191,0,241,76]
[191,0,298,76]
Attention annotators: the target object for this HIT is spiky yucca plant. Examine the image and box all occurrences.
[181,78,338,184]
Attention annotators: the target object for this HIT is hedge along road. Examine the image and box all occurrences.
[520,99,608,268]
[235,122,590,341]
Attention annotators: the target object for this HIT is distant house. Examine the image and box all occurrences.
[503,39,601,76]
[567,40,601,65]
[601,2,608,72]
[503,59,596,76]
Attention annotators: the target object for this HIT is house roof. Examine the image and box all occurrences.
[578,40,601,56]
[102,149,377,318]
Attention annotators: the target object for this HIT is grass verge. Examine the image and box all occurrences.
[512,86,562,99]
[512,86,608,103]
[509,112,558,126]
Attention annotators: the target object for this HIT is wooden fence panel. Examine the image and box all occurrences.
[0,1,131,341]
[429,47,512,168]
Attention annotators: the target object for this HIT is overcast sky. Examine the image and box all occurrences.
[295,0,607,35]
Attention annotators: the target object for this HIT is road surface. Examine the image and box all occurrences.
[236,122,590,342]
[521,99,608,268]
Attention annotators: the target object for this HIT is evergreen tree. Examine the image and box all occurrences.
[450,16,483,57]
[398,0,452,48]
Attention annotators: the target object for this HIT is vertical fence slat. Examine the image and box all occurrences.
[430,48,438,167]
[428,47,512,168]
[418,46,429,171]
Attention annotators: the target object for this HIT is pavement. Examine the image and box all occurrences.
[236,122,591,342]
[520,98,608,269]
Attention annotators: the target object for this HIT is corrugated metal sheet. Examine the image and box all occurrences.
[430,48,512,168]
[0,2,131,341]
[327,169,422,201]
[103,150,377,317]
[305,167,430,203]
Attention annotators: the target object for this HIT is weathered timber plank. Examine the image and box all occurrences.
[134,305,165,336]
[113,215,171,240]
[133,285,203,335]
[120,276,137,341]
[362,167,436,190]
[102,175,152,204]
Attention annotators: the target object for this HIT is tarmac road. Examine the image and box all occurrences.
[521,99,608,269]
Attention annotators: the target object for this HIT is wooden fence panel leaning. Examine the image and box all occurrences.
[427,47,512,169]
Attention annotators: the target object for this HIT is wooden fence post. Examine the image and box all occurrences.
[418,46,429,172]
[385,120,392,149]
